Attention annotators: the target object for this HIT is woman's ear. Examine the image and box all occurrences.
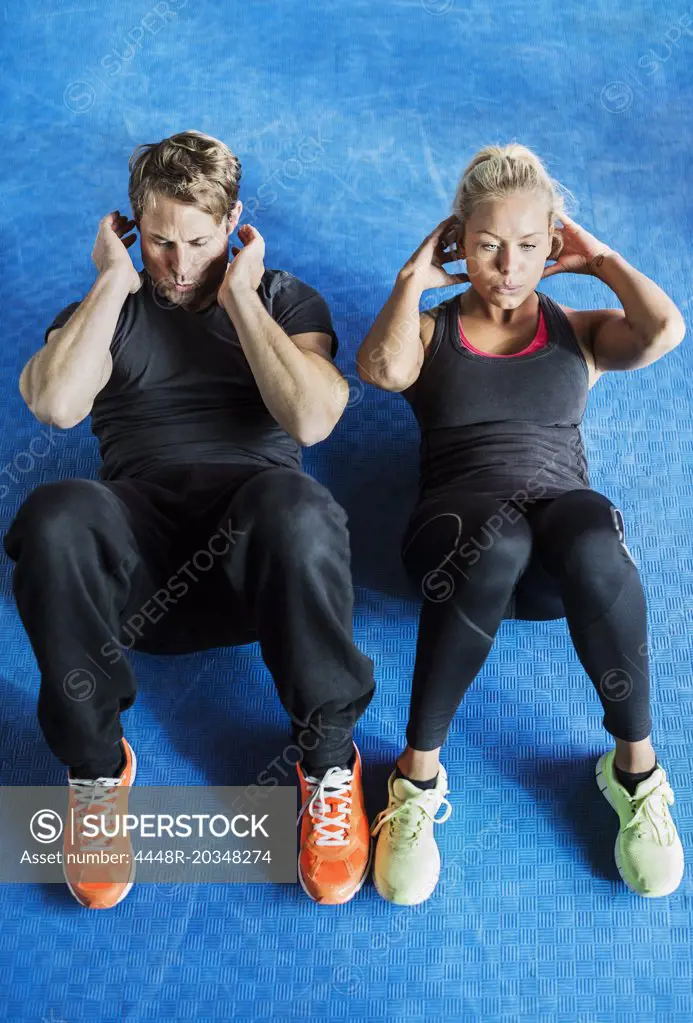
[548,230,563,262]
[447,219,465,260]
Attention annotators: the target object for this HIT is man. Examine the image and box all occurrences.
[4,130,374,909]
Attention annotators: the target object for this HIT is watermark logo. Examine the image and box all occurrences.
[332,965,365,997]
[30,809,63,844]
[64,1,189,115]
[332,373,365,409]
[599,669,634,702]
[62,669,97,703]
[422,567,455,602]
[421,0,455,14]
[63,81,97,114]
[600,82,634,114]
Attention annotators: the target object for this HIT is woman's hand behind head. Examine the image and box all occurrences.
[398,215,470,293]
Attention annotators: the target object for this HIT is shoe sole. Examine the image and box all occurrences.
[595,754,682,899]
[64,744,138,909]
[298,835,374,905]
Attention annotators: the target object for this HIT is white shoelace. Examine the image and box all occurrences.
[297,766,354,846]
[68,775,124,852]
[624,778,676,847]
[371,787,452,844]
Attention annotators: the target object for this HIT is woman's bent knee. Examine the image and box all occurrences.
[532,489,635,586]
[401,492,534,589]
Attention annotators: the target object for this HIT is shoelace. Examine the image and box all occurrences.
[371,787,452,844]
[297,766,354,846]
[68,775,124,852]
[624,779,676,847]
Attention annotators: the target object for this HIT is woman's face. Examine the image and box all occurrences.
[457,193,554,305]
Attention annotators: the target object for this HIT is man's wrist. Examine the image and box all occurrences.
[221,282,259,318]
[99,265,137,292]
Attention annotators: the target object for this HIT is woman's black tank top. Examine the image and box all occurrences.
[400,289,592,502]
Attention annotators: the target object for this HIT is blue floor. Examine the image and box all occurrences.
[2,1,693,1020]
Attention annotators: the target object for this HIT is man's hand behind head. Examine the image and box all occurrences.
[92,210,142,294]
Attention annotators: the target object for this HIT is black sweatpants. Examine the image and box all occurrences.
[3,462,375,777]
[400,487,652,750]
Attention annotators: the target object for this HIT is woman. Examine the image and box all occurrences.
[356,143,686,905]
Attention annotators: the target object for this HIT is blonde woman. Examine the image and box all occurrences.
[357,143,686,905]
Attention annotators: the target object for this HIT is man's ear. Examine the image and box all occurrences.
[226,201,243,236]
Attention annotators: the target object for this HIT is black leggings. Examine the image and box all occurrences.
[401,487,652,750]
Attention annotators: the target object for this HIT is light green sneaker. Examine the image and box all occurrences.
[596,749,684,897]
[370,765,452,905]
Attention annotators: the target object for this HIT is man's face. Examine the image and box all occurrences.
[458,193,553,306]
[137,194,242,310]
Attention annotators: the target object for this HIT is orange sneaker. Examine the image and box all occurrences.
[296,743,372,904]
[63,738,137,909]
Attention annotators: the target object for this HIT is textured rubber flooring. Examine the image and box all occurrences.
[1,1,692,1020]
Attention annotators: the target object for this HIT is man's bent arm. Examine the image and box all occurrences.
[21,269,130,428]
[221,287,348,446]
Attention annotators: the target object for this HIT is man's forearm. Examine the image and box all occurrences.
[24,269,131,427]
[221,287,345,445]
[591,251,686,345]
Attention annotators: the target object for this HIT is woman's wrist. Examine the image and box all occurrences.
[588,248,618,278]
[394,266,425,296]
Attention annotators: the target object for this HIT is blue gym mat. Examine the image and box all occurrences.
[1,2,693,1021]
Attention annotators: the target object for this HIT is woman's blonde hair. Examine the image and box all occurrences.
[452,142,575,261]
[128,129,242,224]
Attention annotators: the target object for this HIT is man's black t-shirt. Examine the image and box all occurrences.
[44,268,339,481]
